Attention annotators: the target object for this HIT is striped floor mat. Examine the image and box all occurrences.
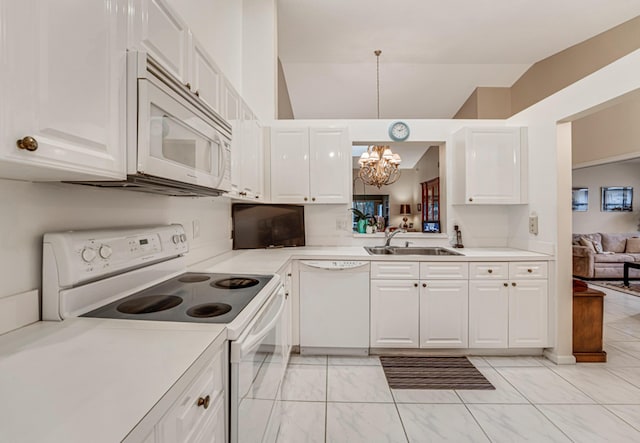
[380,356,495,390]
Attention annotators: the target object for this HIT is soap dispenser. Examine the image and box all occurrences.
[453,224,464,248]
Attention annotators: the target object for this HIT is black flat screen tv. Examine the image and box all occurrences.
[232,203,305,249]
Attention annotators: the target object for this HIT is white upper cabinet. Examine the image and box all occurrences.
[270,127,350,204]
[452,127,527,204]
[230,104,264,200]
[0,0,127,181]
[191,38,223,115]
[129,0,190,85]
[222,80,241,123]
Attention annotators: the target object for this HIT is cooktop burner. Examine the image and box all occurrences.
[81,272,273,324]
[187,303,232,318]
[117,295,182,314]
[177,274,211,283]
[212,277,259,289]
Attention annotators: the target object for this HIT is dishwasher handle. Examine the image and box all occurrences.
[299,260,369,271]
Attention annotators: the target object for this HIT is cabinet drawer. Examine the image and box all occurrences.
[420,262,469,279]
[469,262,508,279]
[509,262,548,279]
[371,261,419,279]
[158,348,225,443]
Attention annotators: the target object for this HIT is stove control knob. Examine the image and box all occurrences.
[81,247,97,263]
[99,245,112,259]
[172,234,180,244]
[180,233,187,243]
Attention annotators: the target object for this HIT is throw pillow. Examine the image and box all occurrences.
[626,237,640,253]
[592,239,604,254]
[579,237,596,253]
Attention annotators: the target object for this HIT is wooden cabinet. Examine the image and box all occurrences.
[270,127,350,204]
[421,178,440,232]
[0,0,127,181]
[452,127,527,204]
[371,279,420,348]
[469,261,548,348]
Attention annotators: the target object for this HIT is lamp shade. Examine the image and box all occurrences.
[399,204,411,215]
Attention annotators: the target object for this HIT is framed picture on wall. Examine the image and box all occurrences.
[601,186,633,212]
[572,187,589,211]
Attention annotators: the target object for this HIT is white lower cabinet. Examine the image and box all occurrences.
[468,281,509,348]
[469,261,548,348]
[420,280,468,348]
[157,346,226,442]
[509,280,548,347]
[370,280,419,348]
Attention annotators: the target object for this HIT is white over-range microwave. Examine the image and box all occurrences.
[73,51,232,197]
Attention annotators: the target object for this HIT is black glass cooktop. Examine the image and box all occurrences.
[81,272,273,324]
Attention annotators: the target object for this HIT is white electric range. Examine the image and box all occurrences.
[42,224,290,443]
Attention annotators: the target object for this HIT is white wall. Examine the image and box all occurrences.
[508,48,640,363]
[0,179,232,318]
[572,162,640,234]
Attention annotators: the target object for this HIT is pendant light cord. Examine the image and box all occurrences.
[375,49,381,119]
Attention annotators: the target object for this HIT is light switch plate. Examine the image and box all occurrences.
[529,215,539,235]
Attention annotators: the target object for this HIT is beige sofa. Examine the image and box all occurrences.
[573,233,640,279]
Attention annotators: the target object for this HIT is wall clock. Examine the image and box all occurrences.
[389,121,410,141]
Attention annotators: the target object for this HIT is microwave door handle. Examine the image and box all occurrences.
[212,131,225,188]
[240,287,286,355]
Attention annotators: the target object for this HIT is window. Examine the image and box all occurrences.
[352,195,389,230]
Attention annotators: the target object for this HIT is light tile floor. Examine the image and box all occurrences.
[276,285,640,442]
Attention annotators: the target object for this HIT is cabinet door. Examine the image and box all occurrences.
[420,280,468,348]
[191,37,222,115]
[469,281,508,348]
[509,280,548,347]
[0,0,127,181]
[464,128,522,204]
[130,0,190,84]
[270,128,310,203]
[222,80,240,123]
[309,127,350,203]
[370,280,419,348]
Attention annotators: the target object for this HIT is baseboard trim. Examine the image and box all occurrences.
[544,349,576,365]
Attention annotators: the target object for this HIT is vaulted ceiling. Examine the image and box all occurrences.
[278,0,640,119]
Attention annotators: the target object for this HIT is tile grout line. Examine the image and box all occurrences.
[602,404,640,433]
[528,403,577,442]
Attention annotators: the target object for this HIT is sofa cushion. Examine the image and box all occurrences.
[573,233,602,246]
[624,253,640,262]
[594,253,635,263]
[579,237,596,252]
[601,233,634,253]
[625,237,640,253]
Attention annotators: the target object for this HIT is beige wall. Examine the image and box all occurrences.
[573,161,640,234]
[278,58,294,119]
[453,89,478,119]
[454,87,511,119]
[455,16,640,119]
[572,96,640,166]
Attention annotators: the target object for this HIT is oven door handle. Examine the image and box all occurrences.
[240,286,286,355]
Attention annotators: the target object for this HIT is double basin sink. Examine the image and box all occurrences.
[364,246,463,256]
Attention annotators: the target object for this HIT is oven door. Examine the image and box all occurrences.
[136,76,229,189]
[230,285,287,443]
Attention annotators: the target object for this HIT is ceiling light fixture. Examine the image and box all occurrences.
[358,50,401,189]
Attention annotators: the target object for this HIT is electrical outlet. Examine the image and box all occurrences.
[529,215,538,235]
[192,219,200,239]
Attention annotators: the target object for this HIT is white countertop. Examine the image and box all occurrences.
[0,318,225,443]
[193,246,553,275]
[0,245,552,443]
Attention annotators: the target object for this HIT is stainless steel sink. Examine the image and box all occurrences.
[364,246,463,256]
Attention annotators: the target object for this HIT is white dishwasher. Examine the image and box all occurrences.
[299,260,370,355]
